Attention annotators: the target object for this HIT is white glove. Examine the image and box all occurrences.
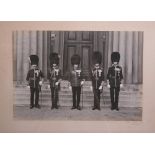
[69,86,72,90]
[27,86,30,89]
[99,85,103,90]
[55,82,59,86]
[81,81,84,86]
[120,84,123,88]
[107,84,110,88]
[47,85,50,89]
[90,86,93,91]
[39,81,43,86]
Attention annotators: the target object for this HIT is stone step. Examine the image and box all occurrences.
[14,96,142,103]
[14,87,142,101]
[14,91,142,106]
[14,99,142,105]
[15,87,142,95]
[14,92,142,101]
[14,94,142,101]
[13,83,143,107]
[14,100,142,107]
[14,81,143,91]
[14,95,142,102]
[15,88,142,94]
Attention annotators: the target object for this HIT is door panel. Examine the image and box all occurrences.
[63,31,93,80]
[67,45,76,71]
[68,31,76,40]
[64,45,77,75]
[82,31,93,41]
[81,45,92,80]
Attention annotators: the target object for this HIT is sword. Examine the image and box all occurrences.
[81,78,85,109]
[101,85,105,105]
[81,85,83,109]
[40,85,42,106]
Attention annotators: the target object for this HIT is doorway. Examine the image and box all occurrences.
[63,31,93,80]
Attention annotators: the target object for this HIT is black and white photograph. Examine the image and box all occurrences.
[1,0,155,154]
[13,31,143,121]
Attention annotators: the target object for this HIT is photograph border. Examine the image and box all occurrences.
[0,21,154,132]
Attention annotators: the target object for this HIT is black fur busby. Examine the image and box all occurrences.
[71,54,81,65]
[50,53,59,66]
[29,55,39,65]
[111,52,120,63]
[92,51,102,64]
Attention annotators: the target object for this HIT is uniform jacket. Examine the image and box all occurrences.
[107,64,123,87]
[91,66,104,89]
[26,66,44,89]
[48,66,62,88]
[68,67,84,87]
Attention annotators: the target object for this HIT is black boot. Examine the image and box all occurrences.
[30,104,34,109]
[51,106,54,110]
[111,102,115,110]
[77,106,81,110]
[35,104,41,109]
[71,106,76,110]
[111,106,115,110]
[55,105,58,109]
[92,107,96,110]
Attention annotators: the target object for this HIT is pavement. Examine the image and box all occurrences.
[13,105,142,121]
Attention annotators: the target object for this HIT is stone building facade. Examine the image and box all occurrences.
[12,31,143,84]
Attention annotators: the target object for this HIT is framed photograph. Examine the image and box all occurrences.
[0,21,155,132]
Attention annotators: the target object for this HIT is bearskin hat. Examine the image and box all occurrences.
[111,52,120,63]
[92,51,102,64]
[71,54,81,65]
[29,55,39,65]
[50,53,59,66]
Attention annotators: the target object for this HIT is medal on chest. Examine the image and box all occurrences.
[34,69,39,77]
[55,69,59,76]
[51,69,59,80]
[114,67,121,77]
[98,69,102,77]
[93,69,102,79]
[76,69,81,77]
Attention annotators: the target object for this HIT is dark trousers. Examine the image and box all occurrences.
[30,87,39,106]
[93,89,101,109]
[72,86,81,107]
[51,87,59,108]
[110,87,120,109]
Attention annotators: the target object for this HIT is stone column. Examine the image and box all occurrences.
[93,31,98,51]
[125,32,133,84]
[54,31,59,53]
[107,31,113,68]
[138,32,143,84]
[133,32,139,83]
[16,31,23,83]
[22,31,30,83]
[119,31,126,82]
[98,31,105,65]
[59,31,65,75]
[37,31,43,70]
[12,31,17,81]
[43,31,48,80]
[113,31,119,52]
[30,31,37,55]
[98,31,108,79]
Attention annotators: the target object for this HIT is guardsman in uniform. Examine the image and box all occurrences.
[107,52,123,111]
[48,53,62,110]
[26,55,44,109]
[91,51,104,110]
[68,54,85,110]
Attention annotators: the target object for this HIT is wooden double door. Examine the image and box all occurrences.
[63,31,94,80]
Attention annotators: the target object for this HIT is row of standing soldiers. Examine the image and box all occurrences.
[26,51,123,111]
